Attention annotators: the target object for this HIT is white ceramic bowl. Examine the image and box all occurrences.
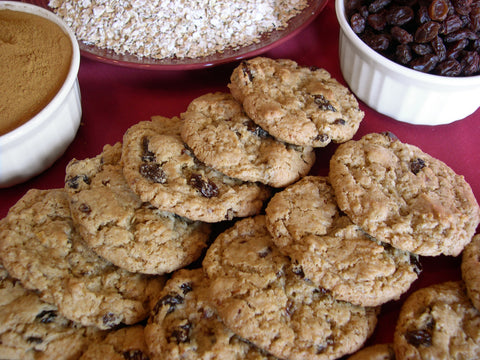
[335,0,480,125]
[0,1,81,188]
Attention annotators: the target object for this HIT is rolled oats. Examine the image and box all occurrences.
[48,0,309,59]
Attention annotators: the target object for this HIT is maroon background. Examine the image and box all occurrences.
[2,0,479,349]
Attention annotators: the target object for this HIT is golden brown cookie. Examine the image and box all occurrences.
[0,188,165,330]
[65,142,211,275]
[121,116,271,222]
[229,57,364,147]
[329,132,480,256]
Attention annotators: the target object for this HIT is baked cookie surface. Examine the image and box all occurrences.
[79,325,149,360]
[393,281,480,359]
[329,132,480,256]
[65,142,211,275]
[180,92,315,187]
[462,234,480,311]
[0,188,165,330]
[145,268,276,360]
[121,116,271,223]
[228,57,364,147]
[202,215,378,360]
[0,263,104,360]
[265,176,421,307]
[347,343,395,360]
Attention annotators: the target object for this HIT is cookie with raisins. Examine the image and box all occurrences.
[228,57,364,147]
[64,142,211,275]
[145,268,277,360]
[329,132,480,256]
[180,92,315,188]
[265,176,421,307]
[0,189,165,330]
[461,234,480,312]
[121,116,271,223]
[79,325,149,360]
[393,281,480,359]
[0,262,105,359]
[202,215,378,360]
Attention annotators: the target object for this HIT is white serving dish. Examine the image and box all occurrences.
[335,0,480,125]
[0,1,81,187]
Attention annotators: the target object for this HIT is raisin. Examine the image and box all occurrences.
[189,173,219,198]
[429,0,450,20]
[383,131,399,140]
[181,282,193,294]
[396,44,413,63]
[417,5,432,24]
[315,134,330,143]
[391,25,414,43]
[241,61,254,82]
[362,32,391,51]
[66,174,90,189]
[27,336,43,344]
[386,5,415,25]
[415,21,442,42]
[155,294,184,314]
[406,329,433,347]
[460,51,480,74]
[410,254,423,275]
[258,246,272,258]
[410,54,439,72]
[346,0,364,13]
[412,43,434,55]
[442,14,464,34]
[447,38,469,58]
[171,322,192,343]
[313,94,337,111]
[36,310,57,324]
[292,264,305,278]
[410,158,426,174]
[444,28,478,41]
[102,312,120,328]
[140,163,166,183]
[141,137,155,163]
[334,118,347,125]
[285,300,295,316]
[368,11,388,30]
[435,58,463,75]
[453,0,473,15]
[469,7,480,32]
[316,336,334,354]
[431,36,447,60]
[369,0,392,13]
[123,350,149,360]
[78,203,91,214]
[245,120,270,138]
[351,12,366,33]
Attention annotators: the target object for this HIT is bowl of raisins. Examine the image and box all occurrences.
[336,0,480,125]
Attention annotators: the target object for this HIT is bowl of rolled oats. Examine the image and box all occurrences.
[336,0,480,125]
[34,0,328,69]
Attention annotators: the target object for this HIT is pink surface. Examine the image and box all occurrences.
[2,0,479,350]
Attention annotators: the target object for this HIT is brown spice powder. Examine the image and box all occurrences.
[0,9,72,136]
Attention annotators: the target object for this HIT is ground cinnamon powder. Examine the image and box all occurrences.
[0,9,72,136]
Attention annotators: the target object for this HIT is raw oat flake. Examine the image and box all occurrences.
[48,0,309,59]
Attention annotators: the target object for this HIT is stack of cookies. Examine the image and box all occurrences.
[0,57,479,359]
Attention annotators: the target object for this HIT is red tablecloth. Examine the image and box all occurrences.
[1,0,479,349]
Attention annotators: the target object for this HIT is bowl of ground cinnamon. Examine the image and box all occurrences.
[0,1,81,187]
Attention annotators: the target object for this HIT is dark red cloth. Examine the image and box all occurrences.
[1,0,479,347]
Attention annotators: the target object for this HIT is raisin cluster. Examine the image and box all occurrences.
[346,0,480,76]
